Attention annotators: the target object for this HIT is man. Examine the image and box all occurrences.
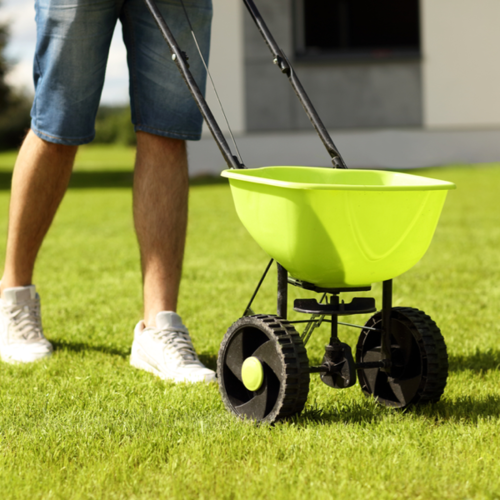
[0,0,216,383]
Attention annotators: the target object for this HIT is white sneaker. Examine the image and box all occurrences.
[130,311,216,383]
[0,285,53,363]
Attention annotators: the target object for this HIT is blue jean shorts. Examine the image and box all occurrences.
[31,0,212,145]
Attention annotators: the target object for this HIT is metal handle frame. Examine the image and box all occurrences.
[143,0,347,169]
[142,0,243,169]
[242,0,347,169]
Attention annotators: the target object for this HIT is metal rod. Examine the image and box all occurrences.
[309,365,329,374]
[277,263,288,318]
[338,322,380,332]
[292,319,331,324]
[299,293,327,345]
[329,295,340,344]
[242,0,347,169]
[142,0,243,169]
[300,315,326,346]
[180,0,244,165]
[310,359,388,373]
[355,361,387,370]
[381,280,393,370]
[243,259,274,316]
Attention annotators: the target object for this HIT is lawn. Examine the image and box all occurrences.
[0,145,500,499]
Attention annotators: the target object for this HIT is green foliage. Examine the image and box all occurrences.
[0,11,10,110]
[0,101,138,152]
[0,93,31,150]
[0,4,32,151]
[0,150,500,499]
[0,2,135,151]
[94,106,137,146]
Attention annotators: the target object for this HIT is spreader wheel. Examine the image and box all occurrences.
[356,307,448,408]
[217,315,310,423]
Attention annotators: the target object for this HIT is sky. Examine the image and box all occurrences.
[1,0,129,104]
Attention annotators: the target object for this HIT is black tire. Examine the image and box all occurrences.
[356,307,448,408]
[217,315,310,423]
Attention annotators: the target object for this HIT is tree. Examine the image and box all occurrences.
[0,6,11,110]
[0,1,32,150]
[0,3,134,149]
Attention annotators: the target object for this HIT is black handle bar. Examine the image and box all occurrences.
[143,0,243,169]
[142,0,347,169]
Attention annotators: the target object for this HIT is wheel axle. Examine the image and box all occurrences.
[308,360,389,375]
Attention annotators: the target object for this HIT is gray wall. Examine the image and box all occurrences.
[244,0,423,131]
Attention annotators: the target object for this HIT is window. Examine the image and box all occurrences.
[294,0,421,60]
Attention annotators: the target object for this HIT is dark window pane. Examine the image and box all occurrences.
[304,0,420,53]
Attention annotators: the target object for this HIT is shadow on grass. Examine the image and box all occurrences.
[448,349,500,372]
[296,393,500,425]
[51,339,130,359]
[198,353,217,371]
[426,395,500,421]
[35,342,500,423]
[51,339,218,372]
[295,351,500,424]
[0,171,227,190]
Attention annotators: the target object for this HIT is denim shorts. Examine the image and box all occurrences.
[31,0,212,145]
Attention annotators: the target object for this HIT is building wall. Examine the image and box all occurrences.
[422,0,500,128]
[205,0,500,135]
[203,0,245,135]
[244,0,423,131]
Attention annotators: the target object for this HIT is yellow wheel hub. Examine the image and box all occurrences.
[241,356,264,391]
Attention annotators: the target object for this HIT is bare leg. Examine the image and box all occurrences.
[133,132,189,327]
[0,131,77,294]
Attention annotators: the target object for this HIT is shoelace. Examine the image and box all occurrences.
[155,327,198,363]
[1,298,43,341]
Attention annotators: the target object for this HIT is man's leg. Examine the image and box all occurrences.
[133,131,188,327]
[0,130,76,363]
[130,131,215,383]
[1,131,77,292]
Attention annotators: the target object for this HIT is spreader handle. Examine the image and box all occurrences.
[142,0,244,169]
[242,0,347,169]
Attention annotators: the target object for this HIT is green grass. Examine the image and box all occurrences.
[1,146,500,499]
[0,144,137,172]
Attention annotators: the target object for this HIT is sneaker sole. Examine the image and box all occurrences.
[0,349,52,364]
[130,350,216,384]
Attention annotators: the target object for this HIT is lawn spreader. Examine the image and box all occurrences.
[144,0,456,423]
